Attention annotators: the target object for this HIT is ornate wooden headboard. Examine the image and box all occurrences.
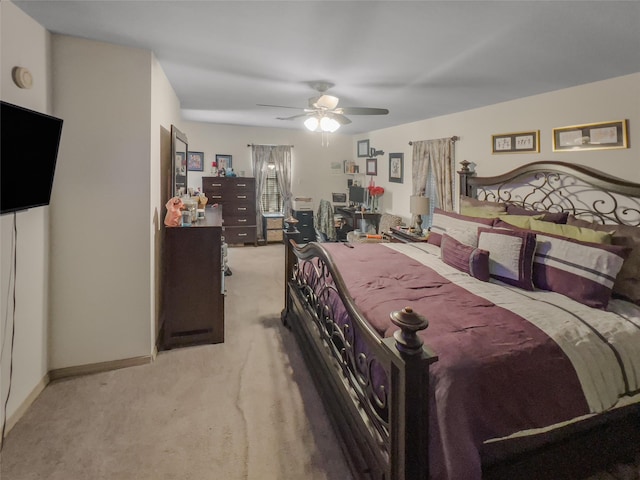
[458,160,640,226]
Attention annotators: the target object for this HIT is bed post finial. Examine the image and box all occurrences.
[458,160,475,198]
[390,307,429,355]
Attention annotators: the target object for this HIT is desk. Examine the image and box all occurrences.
[335,207,381,234]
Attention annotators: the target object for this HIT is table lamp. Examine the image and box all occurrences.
[410,195,430,236]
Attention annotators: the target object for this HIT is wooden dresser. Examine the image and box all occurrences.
[160,205,225,349]
[202,177,257,246]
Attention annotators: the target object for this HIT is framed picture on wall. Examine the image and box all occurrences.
[389,153,403,183]
[491,131,540,154]
[215,154,233,170]
[187,151,204,171]
[366,158,377,175]
[552,120,628,152]
[357,139,370,158]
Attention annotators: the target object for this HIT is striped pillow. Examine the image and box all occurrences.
[440,234,490,281]
[428,208,495,247]
[533,233,629,309]
[477,227,537,290]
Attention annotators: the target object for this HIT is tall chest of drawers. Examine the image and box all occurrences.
[202,177,257,246]
[292,209,314,243]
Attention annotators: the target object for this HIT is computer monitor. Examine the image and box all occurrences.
[348,185,365,205]
[332,192,347,205]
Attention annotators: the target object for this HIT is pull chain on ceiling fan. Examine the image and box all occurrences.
[257,82,389,133]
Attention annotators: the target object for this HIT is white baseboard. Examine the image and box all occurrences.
[4,373,50,436]
[4,355,153,438]
[48,355,153,381]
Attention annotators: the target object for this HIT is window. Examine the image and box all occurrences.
[261,163,282,213]
[423,158,455,228]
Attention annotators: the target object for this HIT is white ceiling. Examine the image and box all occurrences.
[13,1,640,135]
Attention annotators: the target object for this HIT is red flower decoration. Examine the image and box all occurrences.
[368,186,385,197]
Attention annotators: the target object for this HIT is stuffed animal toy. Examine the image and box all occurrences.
[164,196,184,227]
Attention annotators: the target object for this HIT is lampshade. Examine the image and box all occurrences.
[304,116,319,131]
[320,116,340,133]
[410,195,430,215]
[304,114,340,133]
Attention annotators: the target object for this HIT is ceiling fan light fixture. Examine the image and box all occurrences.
[320,116,340,133]
[304,116,319,131]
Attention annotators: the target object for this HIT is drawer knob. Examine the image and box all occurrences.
[238,207,247,211]
[238,219,247,223]
[237,183,246,187]
[237,195,247,199]
[210,183,222,187]
[238,233,247,237]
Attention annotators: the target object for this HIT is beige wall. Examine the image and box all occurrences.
[0,0,52,427]
[182,122,353,208]
[355,73,640,224]
[150,55,183,348]
[49,35,153,369]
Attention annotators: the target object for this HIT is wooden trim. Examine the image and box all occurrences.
[3,373,50,437]
[49,355,152,381]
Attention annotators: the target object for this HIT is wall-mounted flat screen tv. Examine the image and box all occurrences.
[1,101,64,215]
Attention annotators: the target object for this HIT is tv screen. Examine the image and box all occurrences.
[349,185,365,205]
[1,101,63,215]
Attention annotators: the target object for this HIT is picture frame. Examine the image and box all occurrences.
[366,158,378,176]
[215,154,233,170]
[491,130,540,154]
[552,120,628,152]
[187,151,204,171]
[389,153,404,183]
[175,151,186,175]
[357,139,370,158]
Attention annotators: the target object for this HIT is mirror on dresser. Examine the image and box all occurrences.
[171,125,188,197]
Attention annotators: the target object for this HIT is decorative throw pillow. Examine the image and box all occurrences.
[529,218,613,244]
[496,214,544,230]
[440,234,490,281]
[567,216,640,305]
[506,204,569,224]
[428,209,495,247]
[532,233,629,309]
[460,196,507,218]
[477,227,537,290]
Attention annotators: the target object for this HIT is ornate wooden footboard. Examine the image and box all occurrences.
[281,160,640,480]
[281,238,437,480]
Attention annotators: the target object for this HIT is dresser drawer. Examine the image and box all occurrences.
[293,210,313,221]
[224,226,257,244]
[265,216,283,229]
[266,229,283,242]
[223,214,256,227]
[224,202,256,217]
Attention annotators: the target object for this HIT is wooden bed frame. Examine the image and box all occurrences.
[281,161,640,480]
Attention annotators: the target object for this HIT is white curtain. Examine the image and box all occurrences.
[411,137,456,225]
[251,144,292,241]
[273,145,293,218]
[252,145,273,241]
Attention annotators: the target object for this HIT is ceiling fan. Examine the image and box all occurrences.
[258,82,389,132]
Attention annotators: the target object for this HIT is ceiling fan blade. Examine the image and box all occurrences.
[276,113,313,121]
[257,103,304,110]
[309,94,339,110]
[337,107,389,115]
[328,112,351,125]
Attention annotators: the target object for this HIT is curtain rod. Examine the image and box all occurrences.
[408,136,458,146]
[247,143,294,148]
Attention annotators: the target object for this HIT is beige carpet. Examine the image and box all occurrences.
[1,243,638,480]
[0,244,352,480]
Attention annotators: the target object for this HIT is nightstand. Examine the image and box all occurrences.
[262,213,284,243]
[388,226,430,243]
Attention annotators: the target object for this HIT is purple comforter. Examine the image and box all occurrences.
[315,242,590,480]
